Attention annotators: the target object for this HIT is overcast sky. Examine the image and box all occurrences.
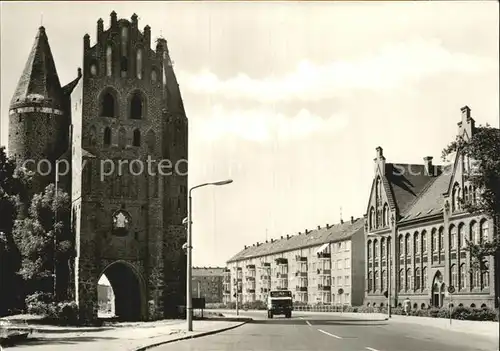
[1,1,498,268]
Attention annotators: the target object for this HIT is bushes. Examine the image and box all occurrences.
[25,292,79,325]
[242,300,267,310]
[355,303,498,322]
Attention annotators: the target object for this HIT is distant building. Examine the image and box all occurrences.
[97,284,115,314]
[225,218,365,306]
[364,106,498,310]
[192,267,225,303]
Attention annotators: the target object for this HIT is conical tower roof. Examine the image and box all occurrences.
[10,26,63,109]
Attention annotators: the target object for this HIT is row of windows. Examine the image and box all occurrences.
[367,266,489,293]
[100,89,145,119]
[367,219,489,260]
[94,126,156,154]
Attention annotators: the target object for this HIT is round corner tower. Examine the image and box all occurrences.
[8,26,71,193]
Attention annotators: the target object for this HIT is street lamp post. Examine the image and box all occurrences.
[186,179,233,332]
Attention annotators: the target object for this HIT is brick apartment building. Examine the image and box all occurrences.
[192,267,225,303]
[225,217,365,306]
[364,106,498,310]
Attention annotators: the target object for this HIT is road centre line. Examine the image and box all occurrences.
[365,347,380,351]
[317,329,342,339]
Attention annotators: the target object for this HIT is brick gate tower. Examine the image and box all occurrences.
[69,11,188,322]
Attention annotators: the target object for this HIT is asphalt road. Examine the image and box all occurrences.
[154,311,498,351]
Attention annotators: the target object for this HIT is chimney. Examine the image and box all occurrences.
[298,231,301,235]
[351,216,354,224]
[256,242,260,246]
[244,245,247,249]
[281,236,283,239]
[374,146,386,176]
[286,234,290,240]
[305,229,309,234]
[266,240,268,243]
[326,223,330,229]
[424,156,434,176]
[317,225,321,230]
[271,239,274,243]
[340,219,344,224]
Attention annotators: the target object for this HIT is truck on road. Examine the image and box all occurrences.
[267,290,293,318]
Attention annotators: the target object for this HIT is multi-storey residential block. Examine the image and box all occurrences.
[192,267,224,303]
[364,106,498,310]
[226,217,365,306]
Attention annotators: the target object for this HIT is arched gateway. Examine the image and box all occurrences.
[99,261,147,321]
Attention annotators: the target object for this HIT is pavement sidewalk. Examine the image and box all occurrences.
[2,319,250,350]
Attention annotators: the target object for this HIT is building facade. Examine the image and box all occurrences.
[364,106,498,310]
[192,267,224,303]
[225,217,365,306]
[7,11,188,322]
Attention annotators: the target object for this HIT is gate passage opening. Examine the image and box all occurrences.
[97,261,145,321]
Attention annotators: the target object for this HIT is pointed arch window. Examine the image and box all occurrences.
[398,269,404,292]
[106,45,113,77]
[432,229,438,253]
[415,268,421,290]
[151,69,157,82]
[381,238,386,259]
[133,129,141,147]
[398,235,404,256]
[103,127,112,146]
[130,92,144,120]
[459,224,467,248]
[374,240,379,259]
[101,92,116,117]
[370,207,375,230]
[374,271,379,291]
[450,264,458,288]
[381,269,386,291]
[136,48,143,79]
[382,204,389,226]
[368,271,373,291]
[471,221,479,244]
[449,225,457,250]
[422,231,427,253]
[367,241,372,260]
[414,232,420,256]
[439,227,444,252]
[405,234,411,256]
[480,220,489,243]
[422,267,428,289]
[459,263,466,290]
[406,268,412,290]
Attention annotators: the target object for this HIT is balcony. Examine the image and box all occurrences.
[247,264,256,269]
[262,262,271,268]
[277,273,288,279]
[224,289,231,294]
[317,252,331,259]
[246,288,256,294]
[223,268,231,274]
[318,284,331,291]
[296,286,308,292]
[275,257,288,265]
[317,269,331,275]
[246,276,256,281]
[295,271,308,277]
[295,255,308,262]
